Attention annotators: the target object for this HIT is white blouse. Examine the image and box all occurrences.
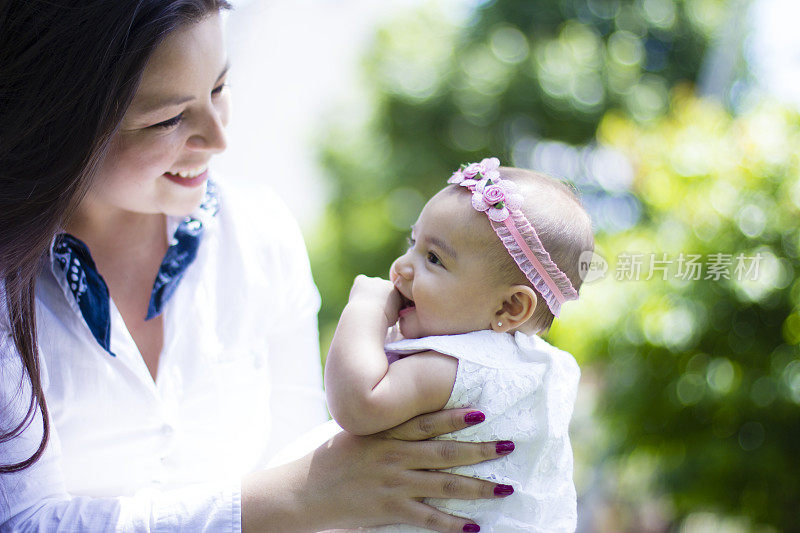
[0,180,328,531]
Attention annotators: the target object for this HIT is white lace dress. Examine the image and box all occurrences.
[375,329,580,533]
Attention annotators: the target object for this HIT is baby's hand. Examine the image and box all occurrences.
[349,275,401,325]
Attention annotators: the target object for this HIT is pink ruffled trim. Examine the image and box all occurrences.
[491,212,578,316]
[449,158,578,316]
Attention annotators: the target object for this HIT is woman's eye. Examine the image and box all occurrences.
[152,113,183,129]
[211,82,228,96]
[427,251,442,266]
[150,83,226,129]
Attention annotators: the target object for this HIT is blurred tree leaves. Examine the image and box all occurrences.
[314,0,724,343]
[549,90,800,529]
[309,0,800,529]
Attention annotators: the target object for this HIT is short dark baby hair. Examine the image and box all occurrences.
[452,167,594,332]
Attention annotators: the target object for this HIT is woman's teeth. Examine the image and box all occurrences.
[168,165,207,179]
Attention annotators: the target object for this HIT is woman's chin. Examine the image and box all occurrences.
[158,183,207,216]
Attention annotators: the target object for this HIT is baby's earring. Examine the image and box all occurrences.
[497,321,503,327]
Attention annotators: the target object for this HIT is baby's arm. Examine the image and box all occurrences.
[324,275,458,435]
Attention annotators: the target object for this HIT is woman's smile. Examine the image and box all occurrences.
[163,166,210,187]
[82,14,230,220]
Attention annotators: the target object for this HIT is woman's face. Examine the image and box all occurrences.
[85,13,230,219]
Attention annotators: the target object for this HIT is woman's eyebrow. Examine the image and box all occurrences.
[136,62,230,114]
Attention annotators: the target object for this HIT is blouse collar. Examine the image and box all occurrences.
[49,180,220,355]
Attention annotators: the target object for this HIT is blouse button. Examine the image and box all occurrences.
[161,424,175,436]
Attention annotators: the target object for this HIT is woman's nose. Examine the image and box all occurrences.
[186,105,228,153]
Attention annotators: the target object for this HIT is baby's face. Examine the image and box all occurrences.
[390,188,508,339]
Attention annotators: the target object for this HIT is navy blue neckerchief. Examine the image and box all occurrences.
[51,180,220,355]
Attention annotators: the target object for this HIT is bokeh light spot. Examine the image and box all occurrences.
[736,204,767,238]
[783,360,800,404]
[608,31,644,66]
[676,373,705,405]
[706,357,737,395]
[641,0,676,28]
[489,24,529,64]
[781,313,800,344]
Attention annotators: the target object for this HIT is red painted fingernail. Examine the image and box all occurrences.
[464,411,485,425]
[463,524,480,532]
[494,484,514,496]
[495,441,515,455]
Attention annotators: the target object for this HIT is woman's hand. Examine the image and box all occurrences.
[242,408,513,533]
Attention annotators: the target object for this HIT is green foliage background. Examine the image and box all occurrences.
[560,94,800,530]
[309,0,800,529]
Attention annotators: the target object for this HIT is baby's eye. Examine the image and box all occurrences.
[427,251,442,266]
[406,236,415,250]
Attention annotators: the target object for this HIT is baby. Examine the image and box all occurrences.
[324,158,594,532]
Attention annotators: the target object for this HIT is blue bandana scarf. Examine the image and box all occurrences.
[51,181,220,354]
[51,235,112,353]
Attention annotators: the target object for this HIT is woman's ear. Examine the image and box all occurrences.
[492,285,537,333]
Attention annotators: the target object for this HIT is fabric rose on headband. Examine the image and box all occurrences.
[471,178,523,222]
[448,157,501,187]
[447,156,579,316]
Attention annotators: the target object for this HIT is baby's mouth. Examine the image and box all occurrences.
[398,292,415,318]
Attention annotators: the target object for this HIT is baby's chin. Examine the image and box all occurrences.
[397,320,451,340]
[398,317,432,340]
[397,321,418,340]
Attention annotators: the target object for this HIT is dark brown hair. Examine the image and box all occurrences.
[0,0,231,474]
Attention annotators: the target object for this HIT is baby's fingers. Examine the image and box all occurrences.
[410,471,514,501]
[404,501,482,533]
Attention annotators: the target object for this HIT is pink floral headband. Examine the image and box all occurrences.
[448,157,578,316]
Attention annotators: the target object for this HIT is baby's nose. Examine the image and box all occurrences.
[390,255,413,281]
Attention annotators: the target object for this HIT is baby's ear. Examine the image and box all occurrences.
[492,285,537,333]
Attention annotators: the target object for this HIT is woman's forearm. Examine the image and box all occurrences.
[242,461,318,533]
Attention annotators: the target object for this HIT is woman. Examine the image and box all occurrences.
[0,2,513,531]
